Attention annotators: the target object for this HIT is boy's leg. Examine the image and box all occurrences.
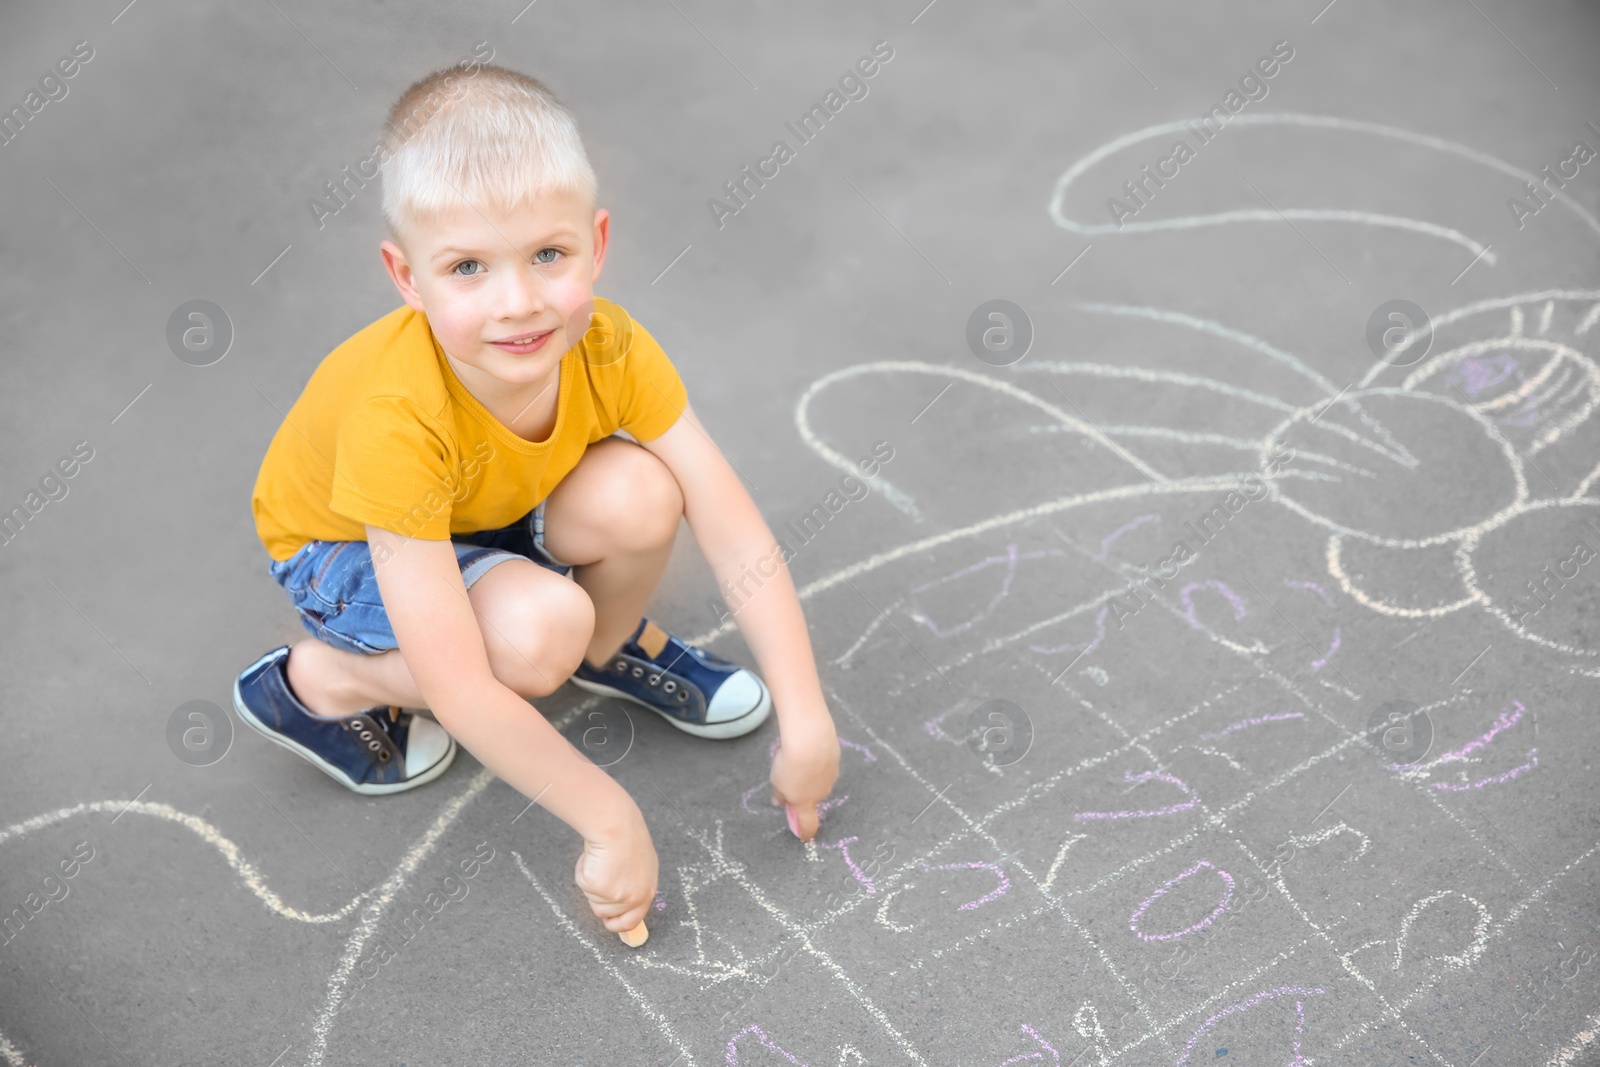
[287,558,594,717]
[537,437,684,667]
[282,435,678,718]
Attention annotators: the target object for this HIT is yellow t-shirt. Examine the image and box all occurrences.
[251,296,687,562]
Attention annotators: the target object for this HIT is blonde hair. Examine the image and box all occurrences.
[378,62,598,245]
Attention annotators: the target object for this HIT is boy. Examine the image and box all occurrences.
[236,62,841,939]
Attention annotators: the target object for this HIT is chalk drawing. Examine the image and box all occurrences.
[873,859,1011,933]
[993,1024,1061,1065]
[1175,985,1327,1067]
[907,543,1067,638]
[1096,513,1160,559]
[1391,890,1492,973]
[726,1024,809,1066]
[24,128,1600,1067]
[1197,712,1306,742]
[1074,771,1199,821]
[918,859,1011,911]
[818,836,877,892]
[1051,113,1600,253]
[1127,859,1236,942]
[1029,603,1109,656]
[1178,579,1270,655]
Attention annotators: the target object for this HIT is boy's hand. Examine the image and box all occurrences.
[573,810,659,935]
[769,718,841,842]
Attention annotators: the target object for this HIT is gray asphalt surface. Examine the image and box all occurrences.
[4,1,1600,1064]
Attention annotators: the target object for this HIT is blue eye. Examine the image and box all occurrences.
[535,248,561,264]
[452,260,482,276]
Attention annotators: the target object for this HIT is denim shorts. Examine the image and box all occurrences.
[267,499,574,656]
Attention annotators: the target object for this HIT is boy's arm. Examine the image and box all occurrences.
[637,405,841,838]
[366,525,657,931]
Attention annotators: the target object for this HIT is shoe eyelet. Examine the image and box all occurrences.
[379,748,392,761]
[368,740,381,751]
[677,690,689,703]
[359,730,373,741]
[647,674,661,686]
[631,666,644,678]
[663,680,676,692]
[614,661,627,673]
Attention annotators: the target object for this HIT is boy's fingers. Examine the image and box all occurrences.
[606,902,650,934]
[788,802,821,841]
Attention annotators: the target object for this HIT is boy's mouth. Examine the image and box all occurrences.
[487,328,556,354]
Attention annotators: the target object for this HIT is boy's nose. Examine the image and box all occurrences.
[497,264,547,319]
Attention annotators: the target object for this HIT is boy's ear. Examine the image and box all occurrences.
[380,239,428,312]
[590,207,610,284]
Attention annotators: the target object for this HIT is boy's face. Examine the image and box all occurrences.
[380,185,608,394]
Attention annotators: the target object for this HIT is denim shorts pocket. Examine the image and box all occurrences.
[304,542,357,610]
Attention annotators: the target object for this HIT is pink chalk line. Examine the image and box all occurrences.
[1282,578,1334,607]
[1310,626,1341,671]
[1197,712,1306,742]
[909,543,1021,638]
[1097,513,1161,560]
[1030,603,1110,656]
[1432,701,1525,765]
[726,1024,809,1066]
[819,835,877,893]
[1127,859,1236,942]
[1074,770,1199,821]
[997,1023,1062,1064]
[1177,985,1326,1067]
[1429,750,1538,791]
[924,706,963,742]
[1180,579,1249,630]
[917,860,1011,911]
[908,544,1067,638]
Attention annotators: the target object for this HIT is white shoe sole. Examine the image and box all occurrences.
[232,674,458,796]
[567,674,772,740]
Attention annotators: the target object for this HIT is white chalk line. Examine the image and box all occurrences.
[1260,386,1532,549]
[511,850,701,1067]
[301,765,498,1067]
[0,1031,36,1067]
[822,687,1185,1063]
[1360,290,1600,389]
[1401,334,1600,457]
[1049,424,1375,479]
[0,799,369,925]
[1326,534,1483,619]
[1049,113,1600,256]
[667,812,938,1067]
[1454,497,1600,659]
[797,361,1169,501]
[1073,302,1340,399]
[1014,360,1302,415]
[686,474,1254,651]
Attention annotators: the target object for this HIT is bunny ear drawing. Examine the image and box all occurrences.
[1049,112,1600,264]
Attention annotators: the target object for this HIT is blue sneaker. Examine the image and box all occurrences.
[569,618,771,739]
[232,646,457,795]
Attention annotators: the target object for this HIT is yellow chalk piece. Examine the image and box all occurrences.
[618,920,649,947]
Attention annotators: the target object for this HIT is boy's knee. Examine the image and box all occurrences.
[490,575,594,697]
[601,444,683,549]
[527,580,594,694]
